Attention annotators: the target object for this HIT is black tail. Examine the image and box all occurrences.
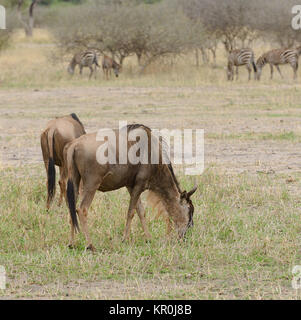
[67,179,80,232]
[47,157,56,206]
[252,61,257,73]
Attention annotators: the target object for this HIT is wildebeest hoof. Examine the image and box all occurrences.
[68,244,74,249]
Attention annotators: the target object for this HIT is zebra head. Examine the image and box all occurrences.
[113,62,121,77]
[255,56,266,80]
[67,64,75,75]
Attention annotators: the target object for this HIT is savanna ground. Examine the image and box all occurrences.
[0,30,300,299]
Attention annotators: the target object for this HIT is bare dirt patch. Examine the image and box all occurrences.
[1,85,301,175]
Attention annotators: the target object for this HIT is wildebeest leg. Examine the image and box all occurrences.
[77,188,97,252]
[127,187,151,240]
[270,64,274,79]
[235,66,239,80]
[123,186,144,241]
[275,65,283,79]
[79,65,83,76]
[58,166,65,206]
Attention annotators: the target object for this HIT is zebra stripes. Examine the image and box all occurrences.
[227,48,257,81]
[256,48,300,80]
[67,50,100,79]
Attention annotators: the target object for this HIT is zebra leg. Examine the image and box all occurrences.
[270,64,274,79]
[275,65,283,79]
[292,62,298,80]
[246,64,251,81]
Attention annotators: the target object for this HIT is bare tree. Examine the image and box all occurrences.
[17,0,40,37]
[51,0,204,72]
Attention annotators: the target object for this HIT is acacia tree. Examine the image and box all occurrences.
[51,0,204,71]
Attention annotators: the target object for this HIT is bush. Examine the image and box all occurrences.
[49,0,204,69]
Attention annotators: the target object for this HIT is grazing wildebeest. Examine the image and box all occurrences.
[40,113,86,210]
[64,124,197,251]
[67,50,100,79]
[227,48,257,81]
[256,47,301,80]
[102,55,121,79]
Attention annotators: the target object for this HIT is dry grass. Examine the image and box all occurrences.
[0,29,301,299]
[0,29,298,88]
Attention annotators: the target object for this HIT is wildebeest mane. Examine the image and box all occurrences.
[70,113,85,132]
[126,123,151,132]
[126,123,181,193]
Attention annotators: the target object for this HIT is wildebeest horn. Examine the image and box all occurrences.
[187,186,197,198]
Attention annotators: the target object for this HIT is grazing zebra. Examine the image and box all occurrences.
[102,55,121,79]
[67,50,100,79]
[227,48,257,81]
[256,48,301,80]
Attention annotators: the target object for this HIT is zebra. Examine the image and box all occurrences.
[67,50,100,79]
[256,48,301,80]
[227,48,257,81]
[102,55,121,80]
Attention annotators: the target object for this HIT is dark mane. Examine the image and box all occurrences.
[167,163,181,194]
[126,123,181,194]
[70,113,85,133]
[126,123,151,132]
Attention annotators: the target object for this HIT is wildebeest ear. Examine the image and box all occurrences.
[187,186,197,198]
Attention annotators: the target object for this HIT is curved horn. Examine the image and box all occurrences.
[187,186,197,198]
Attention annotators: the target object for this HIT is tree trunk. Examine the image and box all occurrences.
[136,52,142,66]
[17,0,39,38]
[210,48,217,67]
[200,47,208,64]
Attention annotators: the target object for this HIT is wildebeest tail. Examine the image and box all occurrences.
[47,127,56,206]
[65,143,80,232]
[67,179,79,232]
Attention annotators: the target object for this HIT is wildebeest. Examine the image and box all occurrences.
[40,113,86,210]
[64,124,197,251]
[102,55,121,79]
[67,50,100,79]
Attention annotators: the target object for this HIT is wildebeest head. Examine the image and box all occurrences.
[177,186,197,238]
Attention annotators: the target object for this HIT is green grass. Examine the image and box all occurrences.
[0,166,300,299]
[207,131,301,142]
